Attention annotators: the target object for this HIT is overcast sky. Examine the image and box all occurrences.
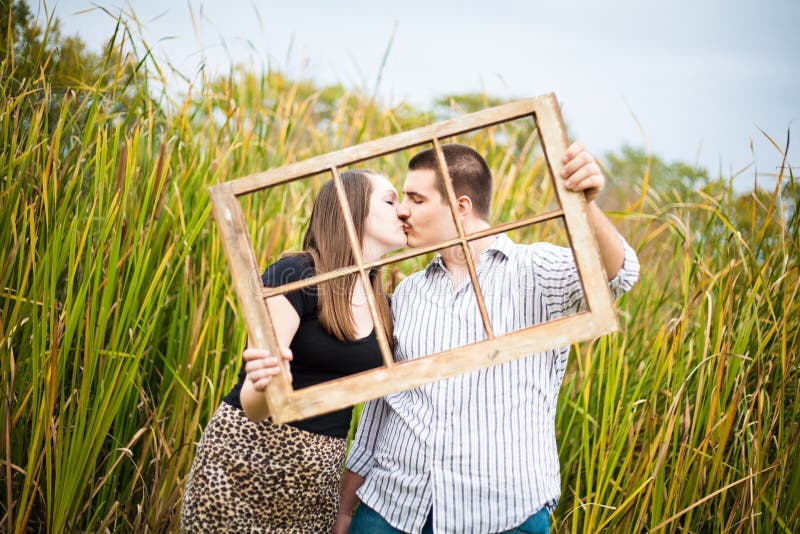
[48,0,799,188]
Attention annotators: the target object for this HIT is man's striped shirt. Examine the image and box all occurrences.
[346,233,639,533]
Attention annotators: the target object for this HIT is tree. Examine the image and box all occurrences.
[605,145,709,193]
[2,1,100,91]
[434,92,509,117]
[2,0,152,144]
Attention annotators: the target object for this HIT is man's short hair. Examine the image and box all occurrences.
[408,143,493,220]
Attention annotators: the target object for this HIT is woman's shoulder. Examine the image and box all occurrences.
[261,253,316,287]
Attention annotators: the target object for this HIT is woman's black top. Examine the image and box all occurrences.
[223,254,384,438]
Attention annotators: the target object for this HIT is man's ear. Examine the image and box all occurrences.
[457,195,473,217]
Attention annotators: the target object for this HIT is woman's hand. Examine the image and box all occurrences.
[244,346,293,391]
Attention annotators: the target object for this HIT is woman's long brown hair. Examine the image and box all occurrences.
[300,170,393,345]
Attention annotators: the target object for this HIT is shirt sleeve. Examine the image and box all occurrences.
[529,235,639,320]
[528,242,585,320]
[345,397,390,477]
[261,255,317,318]
[607,236,640,298]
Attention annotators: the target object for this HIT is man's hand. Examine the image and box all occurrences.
[332,513,351,534]
[333,470,365,533]
[560,141,605,202]
[244,346,293,391]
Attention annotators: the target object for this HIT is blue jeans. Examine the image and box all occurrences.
[349,504,550,533]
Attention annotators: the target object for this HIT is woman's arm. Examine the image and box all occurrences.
[240,295,301,421]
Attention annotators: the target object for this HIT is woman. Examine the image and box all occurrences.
[180,170,407,533]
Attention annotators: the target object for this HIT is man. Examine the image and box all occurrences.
[334,142,640,534]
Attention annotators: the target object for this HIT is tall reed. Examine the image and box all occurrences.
[555,167,799,531]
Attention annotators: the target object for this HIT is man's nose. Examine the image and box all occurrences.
[396,203,410,220]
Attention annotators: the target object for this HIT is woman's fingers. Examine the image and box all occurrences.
[243,347,292,361]
[251,376,272,391]
[247,362,280,390]
[244,346,293,391]
[243,347,270,362]
[245,356,279,373]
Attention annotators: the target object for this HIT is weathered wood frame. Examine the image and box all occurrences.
[209,93,619,424]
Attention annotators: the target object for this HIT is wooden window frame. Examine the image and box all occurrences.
[208,93,619,424]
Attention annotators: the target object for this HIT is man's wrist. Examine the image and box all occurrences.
[337,498,360,517]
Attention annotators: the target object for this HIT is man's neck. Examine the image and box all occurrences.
[439,220,494,273]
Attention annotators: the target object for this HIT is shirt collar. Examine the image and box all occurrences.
[424,233,515,276]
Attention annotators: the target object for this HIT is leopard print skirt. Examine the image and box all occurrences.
[180,403,347,533]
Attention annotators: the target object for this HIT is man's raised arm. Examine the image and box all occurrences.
[559,141,627,280]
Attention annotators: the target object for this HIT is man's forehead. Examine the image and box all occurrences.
[403,168,438,194]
